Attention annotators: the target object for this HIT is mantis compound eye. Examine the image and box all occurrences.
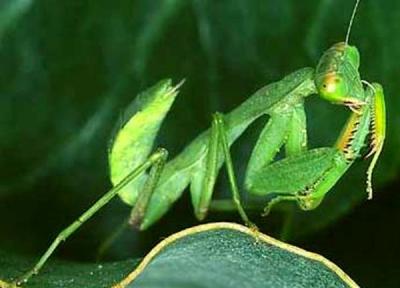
[317,73,349,104]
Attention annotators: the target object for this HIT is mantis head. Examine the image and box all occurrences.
[315,43,365,109]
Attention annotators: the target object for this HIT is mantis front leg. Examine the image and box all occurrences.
[247,83,385,213]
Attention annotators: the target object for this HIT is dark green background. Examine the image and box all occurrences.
[0,0,399,287]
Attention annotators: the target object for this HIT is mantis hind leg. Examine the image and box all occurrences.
[16,148,168,286]
[97,149,168,259]
[129,150,168,227]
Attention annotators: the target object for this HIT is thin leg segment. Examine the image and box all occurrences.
[195,112,220,220]
[196,112,254,227]
[17,148,168,286]
[129,150,168,226]
[214,113,255,228]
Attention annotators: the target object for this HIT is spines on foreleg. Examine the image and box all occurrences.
[365,83,386,199]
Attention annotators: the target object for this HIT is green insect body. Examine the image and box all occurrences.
[14,0,387,285]
[15,52,386,286]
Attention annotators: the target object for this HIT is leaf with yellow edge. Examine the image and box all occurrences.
[116,222,359,288]
[0,223,359,288]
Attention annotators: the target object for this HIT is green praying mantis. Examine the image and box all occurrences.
[13,0,385,286]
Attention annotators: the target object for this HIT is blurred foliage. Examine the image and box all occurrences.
[0,0,399,287]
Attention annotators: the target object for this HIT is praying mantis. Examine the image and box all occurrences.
[12,0,385,286]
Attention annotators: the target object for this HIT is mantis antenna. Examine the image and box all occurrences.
[345,0,361,44]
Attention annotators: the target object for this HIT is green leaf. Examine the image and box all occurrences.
[0,223,358,288]
[120,223,358,288]
[0,251,137,288]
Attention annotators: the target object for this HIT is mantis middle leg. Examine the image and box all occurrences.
[198,103,308,228]
[196,112,255,227]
